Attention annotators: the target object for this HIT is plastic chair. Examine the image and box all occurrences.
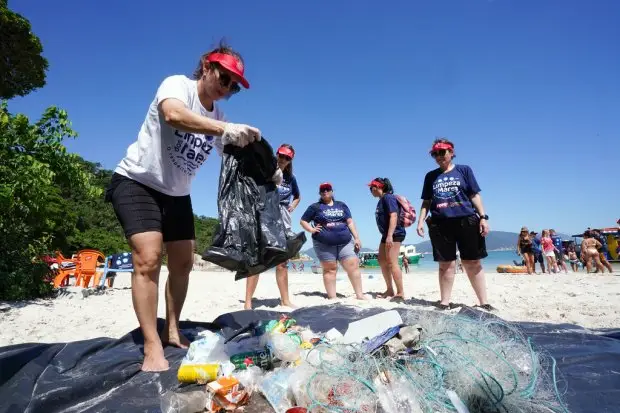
[96,252,134,288]
[52,251,78,288]
[74,249,106,288]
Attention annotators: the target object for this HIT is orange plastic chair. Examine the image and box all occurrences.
[52,250,78,288]
[74,249,106,288]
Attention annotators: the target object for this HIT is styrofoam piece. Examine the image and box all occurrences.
[324,328,344,343]
[342,310,403,344]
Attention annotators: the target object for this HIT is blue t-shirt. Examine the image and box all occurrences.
[531,236,542,254]
[551,235,563,254]
[375,193,406,238]
[421,164,481,219]
[301,201,353,245]
[277,173,300,206]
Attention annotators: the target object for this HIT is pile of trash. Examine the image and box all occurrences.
[161,310,570,413]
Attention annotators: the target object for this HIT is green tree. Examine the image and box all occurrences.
[0,0,49,100]
[0,103,98,299]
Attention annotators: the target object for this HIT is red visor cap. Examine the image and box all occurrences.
[319,182,333,191]
[367,180,384,188]
[277,146,295,159]
[430,142,454,153]
[206,53,250,89]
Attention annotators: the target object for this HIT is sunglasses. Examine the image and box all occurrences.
[431,149,449,157]
[277,154,292,161]
[320,188,332,193]
[216,67,241,95]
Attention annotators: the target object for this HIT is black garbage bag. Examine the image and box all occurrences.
[202,137,306,280]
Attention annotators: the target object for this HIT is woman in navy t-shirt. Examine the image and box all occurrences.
[368,177,406,300]
[300,183,367,300]
[416,138,494,311]
[244,143,300,310]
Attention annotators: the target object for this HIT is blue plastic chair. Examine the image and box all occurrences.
[98,252,134,288]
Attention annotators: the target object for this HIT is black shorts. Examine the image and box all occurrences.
[428,215,488,262]
[380,234,406,244]
[105,173,195,242]
[534,252,544,263]
[521,246,533,254]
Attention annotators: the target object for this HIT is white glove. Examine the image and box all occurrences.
[221,123,262,148]
[272,168,283,185]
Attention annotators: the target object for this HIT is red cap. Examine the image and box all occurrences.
[367,180,384,188]
[319,182,333,191]
[206,53,250,89]
[277,146,295,159]
[430,142,454,153]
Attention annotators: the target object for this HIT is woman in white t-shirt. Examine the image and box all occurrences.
[105,42,277,372]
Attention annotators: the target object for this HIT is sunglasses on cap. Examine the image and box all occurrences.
[215,66,241,95]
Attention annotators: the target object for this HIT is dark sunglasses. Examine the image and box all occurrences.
[320,188,332,193]
[431,149,449,157]
[277,154,292,161]
[216,67,241,95]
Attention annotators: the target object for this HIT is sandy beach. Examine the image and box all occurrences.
[1,266,619,347]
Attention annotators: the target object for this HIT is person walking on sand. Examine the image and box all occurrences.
[106,42,271,372]
[516,227,535,274]
[299,182,367,300]
[591,229,614,274]
[530,231,546,274]
[550,229,568,274]
[368,177,407,300]
[580,231,606,274]
[416,138,495,311]
[540,229,559,273]
[244,144,300,309]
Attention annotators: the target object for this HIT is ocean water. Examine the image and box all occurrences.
[288,250,520,275]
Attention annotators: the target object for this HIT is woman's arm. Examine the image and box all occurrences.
[289,197,300,212]
[346,218,361,241]
[470,193,489,236]
[417,200,431,237]
[160,99,227,135]
[300,220,318,233]
[516,239,521,255]
[387,212,398,238]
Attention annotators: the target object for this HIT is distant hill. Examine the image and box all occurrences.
[412,230,571,253]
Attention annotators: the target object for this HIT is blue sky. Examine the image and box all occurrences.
[8,0,619,249]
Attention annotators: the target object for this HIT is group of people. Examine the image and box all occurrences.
[516,227,614,275]
[105,44,494,371]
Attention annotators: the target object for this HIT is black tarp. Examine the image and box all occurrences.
[1,304,619,413]
[202,138,306,279]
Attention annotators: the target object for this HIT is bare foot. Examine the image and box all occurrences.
[377,290,395,299]
[390,294,405,302]
[162,326,190,349]
[281,300,298,308]
[356,294,370,300]
[244,301,253,310]
[141,341,169,372]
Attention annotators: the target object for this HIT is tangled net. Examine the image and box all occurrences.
[288,311,570,413]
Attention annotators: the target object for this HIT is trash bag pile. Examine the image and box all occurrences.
[202,138,306,280]
[161,309,571,413]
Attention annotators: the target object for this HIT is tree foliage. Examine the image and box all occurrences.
[0,103,98,299]
[0,0,49,99]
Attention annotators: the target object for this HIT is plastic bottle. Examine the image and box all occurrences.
[160,390,207,413]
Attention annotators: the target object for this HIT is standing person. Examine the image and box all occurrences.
[591,229,614,274]
[550,229,568,274]
[368,177,406,300]
[516,227,535,274]
[530,231,546,274]
[244,144,300,309]
[299,183,367,300]
[402,254,410,274]
[416,138,494,311]
[106,42,267,372]
[566,242,580,272]
[541,230,559,273]
[580,231,606,273]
